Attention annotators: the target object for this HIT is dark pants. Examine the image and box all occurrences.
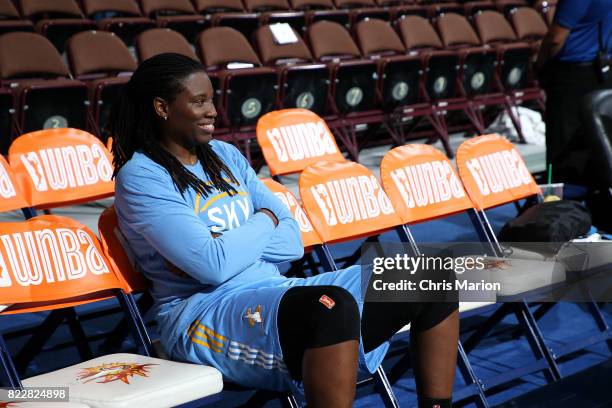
[543,61,612,185]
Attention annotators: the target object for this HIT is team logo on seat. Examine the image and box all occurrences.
[508,67,522,86]
[43,115,68,129]
[241,98,262,119]
[392,82,409,101]
[470,72,485,91]
[345,87,364,107]
[296,92,315,110]
[433,76,447,95]
[76,362,157,384]
[244,305,264,327]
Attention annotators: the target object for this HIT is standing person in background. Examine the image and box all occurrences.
[536,0,612,187]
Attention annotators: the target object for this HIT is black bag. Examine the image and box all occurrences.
[498,200,592,251]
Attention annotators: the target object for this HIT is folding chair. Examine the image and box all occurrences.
[0,0,33,35]
[135,28,198,62]
[81,0,156,47]
[306,21,382,161]
[0,214,223,407]
[8,128,114,213]
[17,0,96,53]
[0,32,89,135]
[140,0,208,44]
[98,206,300,408]
[456,134,612,376]
[253,25,329,116]
[379,142,566,404]
[66,31,137,139]
[299,159,406,408]
[2,128,120,373]
[197,27,278,160]
[256,109,346,179]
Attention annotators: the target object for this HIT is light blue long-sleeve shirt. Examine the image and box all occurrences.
[114,140,304,354]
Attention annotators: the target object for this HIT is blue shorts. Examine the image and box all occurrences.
[169,265,389,396]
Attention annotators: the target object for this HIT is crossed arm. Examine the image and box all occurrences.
[115,148,303,286]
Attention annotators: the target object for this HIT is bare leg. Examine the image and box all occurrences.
[411,309,459,399]
[302,340,359,408]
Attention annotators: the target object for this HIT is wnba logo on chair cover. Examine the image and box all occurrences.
[457,134,540,210]
[0,156,28,212]
[0,216,119,308]
[300,161,401,243]
[9,128,114,208]
[380,145,472,224]
[256,109,345,175]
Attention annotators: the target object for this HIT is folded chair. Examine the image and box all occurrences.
[0,32,89,135]
[456,134,612,374]
[17,0,96,53]
[197,27,278,161]
[253,25,330,117]
[81,0,156,46]
[66,30,137,140]
[256,109,346,179]
[0,214,223,408]
[98,206,300,408]
[196,0,259,38]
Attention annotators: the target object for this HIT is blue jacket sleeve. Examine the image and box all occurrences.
[223,143,304,263]
[115,163,277,286]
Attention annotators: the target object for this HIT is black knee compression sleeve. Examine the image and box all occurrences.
[278,286,360,380]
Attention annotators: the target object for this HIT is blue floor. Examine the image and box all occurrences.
[1,203,611,407]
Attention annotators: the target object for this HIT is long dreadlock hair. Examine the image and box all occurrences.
[110,53,238,198]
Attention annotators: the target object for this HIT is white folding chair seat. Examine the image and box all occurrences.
[23,353,222,408]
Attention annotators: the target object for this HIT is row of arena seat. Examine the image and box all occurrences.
[0,7,546,158]
[2,112,608,406]
[0,0,557,51]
